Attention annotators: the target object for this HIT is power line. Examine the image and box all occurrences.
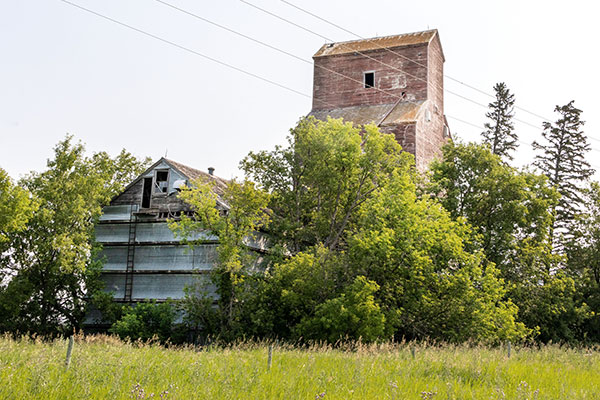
[58,0,412,117]
[151,0,403,110]
[58,0,311,100]
[155,0,475,125]
[239,0,446,102]
[59,0,599,166]
[56,0,453,139]
[154,0,451,118]
[448,116,600,170]
[156,0,529,150]
[277,0,563,124]
[276,0,600,146]
[240,0,567,138]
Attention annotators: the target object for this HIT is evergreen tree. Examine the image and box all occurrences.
[482,82,518,160]
[533,101,594,236]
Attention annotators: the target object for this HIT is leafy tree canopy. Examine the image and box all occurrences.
[241,116,413,254]
[0,136,150,336]
[176,118,527,343]
[428,141,558,281]
[0,168,38,252]
[170,178,270,339]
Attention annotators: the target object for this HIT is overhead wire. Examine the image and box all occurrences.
[151,0,402,110]
[57,0,389,115]
[274,0,600,145]
[240,1,544,130]
[152,0,441,116]
[155,0,532,151]
[58,0,600,167]
[57,0,312,100]
[277,0,580,127]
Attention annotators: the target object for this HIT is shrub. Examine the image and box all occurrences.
[109,301,175,343]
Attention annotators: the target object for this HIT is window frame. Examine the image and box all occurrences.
[363,71,375,88]
[153,169,170,195]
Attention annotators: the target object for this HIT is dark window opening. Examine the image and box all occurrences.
[154,170,169,193]
[364,72,374,88]
[141,177,152,208]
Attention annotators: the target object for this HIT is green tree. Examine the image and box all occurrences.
[109,301,176,343]
[245,245,354,340]
[0,168,38,254]
[533,101,594,239]
[428,142,557,281]
[565,181,600,341]
[482,82,518,160]
[429,141,593,343]
[295,276,386,343]
[170,178,270,339]
[241,116,412,254]
[178,118,527,343]
[244,119,525,343]
[351,167,527,342]
[0,136,149,336]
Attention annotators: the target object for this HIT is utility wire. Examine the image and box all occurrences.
[151,0,402,110]
[278,0,566,125]
[275,0,600,145]
[58,0,311,100]
[240,0,565,137]
[154,0,446,118]
[59,0,599,165]
[157,0,548,155]
[154,0,585,153]
[58,0,401,115]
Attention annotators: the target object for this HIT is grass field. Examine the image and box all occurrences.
[1,335,599,399]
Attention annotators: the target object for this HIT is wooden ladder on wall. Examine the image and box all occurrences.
[124,207,137,302]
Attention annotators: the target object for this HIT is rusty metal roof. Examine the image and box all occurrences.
[314,30,438,58]
[309,101,425,126]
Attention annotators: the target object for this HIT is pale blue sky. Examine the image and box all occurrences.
[1,0,598,179]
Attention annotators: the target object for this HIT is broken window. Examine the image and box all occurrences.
[141,177,152,208]
[364,72,375,88]
[154,170,169,193]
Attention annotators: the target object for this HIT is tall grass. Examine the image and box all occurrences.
[0,334,598,399]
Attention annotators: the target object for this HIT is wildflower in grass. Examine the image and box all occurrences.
[420,390,437,399]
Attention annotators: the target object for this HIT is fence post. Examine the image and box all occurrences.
[267,344,273,370]
[507,341,511,358]
[65,336,74,370]
[411,345,416,359]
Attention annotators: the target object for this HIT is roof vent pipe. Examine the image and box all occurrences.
[208,167,215,176]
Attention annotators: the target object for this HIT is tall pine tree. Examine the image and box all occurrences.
[482,82,518,160]
[533,100,594,237]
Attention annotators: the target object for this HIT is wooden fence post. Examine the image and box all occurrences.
[65,336,74,370]
[267,344,273,370]
[507,341,511,358]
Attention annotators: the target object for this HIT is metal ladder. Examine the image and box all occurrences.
[124,207,137,301]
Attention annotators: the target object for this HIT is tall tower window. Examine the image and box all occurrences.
[364,71,375,88]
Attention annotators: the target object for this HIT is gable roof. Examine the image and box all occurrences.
[164,158,229,195]
[112,158,229,204]
[308,101,426,126]
[313,29,438,58]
